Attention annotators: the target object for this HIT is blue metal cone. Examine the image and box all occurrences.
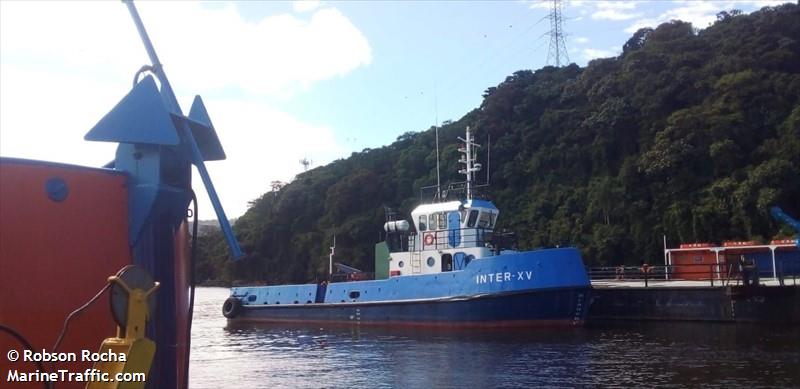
[186,95,226,161]
[85,75,180,145]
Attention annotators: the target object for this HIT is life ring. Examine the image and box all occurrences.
[222,297,242,319]
[424,233,435,246]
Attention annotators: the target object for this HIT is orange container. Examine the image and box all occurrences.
[0,158,132,389]
[671,243,718,280]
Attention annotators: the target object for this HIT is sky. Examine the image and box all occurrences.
[0,0,788,219]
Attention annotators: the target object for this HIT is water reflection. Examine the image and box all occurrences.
[191,287,799,388]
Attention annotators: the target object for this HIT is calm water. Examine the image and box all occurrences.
[190,287,799,388]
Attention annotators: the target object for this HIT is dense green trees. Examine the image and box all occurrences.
[197,4,799,284]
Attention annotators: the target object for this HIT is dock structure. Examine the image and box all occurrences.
[663,240,799,280]
[586,241,800,324]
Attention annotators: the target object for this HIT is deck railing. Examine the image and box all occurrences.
[330,272,374,283]
[400,227,516,252]
[589,259,800,287]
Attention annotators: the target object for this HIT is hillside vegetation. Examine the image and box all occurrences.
[197,4,800,284]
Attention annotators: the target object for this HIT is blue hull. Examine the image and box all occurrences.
[232,287,589,327]
[226,248,591,327]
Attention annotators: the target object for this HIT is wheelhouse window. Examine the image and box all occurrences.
[418,215,427,231]
[467,210,479,228]
[436,213,446,230]
[479,211,495,228]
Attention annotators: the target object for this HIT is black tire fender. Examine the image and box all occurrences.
[222,297,242,319]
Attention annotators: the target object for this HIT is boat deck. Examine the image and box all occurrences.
[588,276,800,323]
[591,278,794,288]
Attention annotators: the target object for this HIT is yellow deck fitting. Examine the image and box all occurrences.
[87,265,159,389]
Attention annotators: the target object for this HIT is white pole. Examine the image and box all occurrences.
[663,235,669,280]
[329,235,335,276]
[771,246,777,279]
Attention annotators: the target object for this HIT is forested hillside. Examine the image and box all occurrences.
[197,4,800,284]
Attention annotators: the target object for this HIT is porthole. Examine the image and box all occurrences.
[349,291,361,299]
[45,177,69,202]
[427,257,435,267]
[247,295,256,302]
[398,260,405,268]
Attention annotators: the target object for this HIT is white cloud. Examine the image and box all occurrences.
[592,1,641,21]
[528,0,591,10]
[624,1,784,33]
[592,9,642,21]
[198,99,345,217]
[528,0,552,10]
[597,1,638,10]
[1,1,372,97]
[741,0,790,6]
[581,47,620,60]
[574,36,589,44]
[0,1,370,217]
[294,1,323,13]
[0,64,121,167]
[626,2,718,33]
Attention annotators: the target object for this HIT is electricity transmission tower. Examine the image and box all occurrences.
[546,0,569,67]
[299,157,312,172]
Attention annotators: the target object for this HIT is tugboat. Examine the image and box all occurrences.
[223,127,591,327]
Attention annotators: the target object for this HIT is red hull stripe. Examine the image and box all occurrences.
[229,317,581,329]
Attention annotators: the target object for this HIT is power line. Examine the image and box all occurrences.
[546,0,569,67]
[432,12,547,117]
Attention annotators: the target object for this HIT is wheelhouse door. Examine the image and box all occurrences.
[447,211,461,248]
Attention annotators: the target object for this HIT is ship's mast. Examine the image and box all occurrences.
[458,126,482,200]
[435,86,441,201]
[435,124,441,201]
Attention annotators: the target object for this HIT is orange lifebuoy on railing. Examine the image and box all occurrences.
[424,233,435,246]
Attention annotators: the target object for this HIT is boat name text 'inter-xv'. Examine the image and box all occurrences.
[476,271,533,285]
